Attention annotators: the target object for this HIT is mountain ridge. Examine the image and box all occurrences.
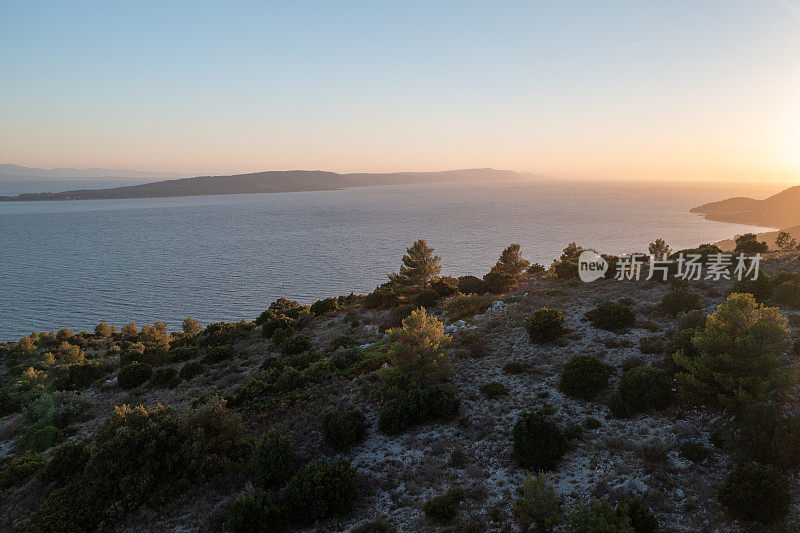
[0,168,523,202]
[691,185,800,229]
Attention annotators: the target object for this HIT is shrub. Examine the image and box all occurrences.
[56,361,105,390]
[638,335,665,355]
[424,488,466,524]
[378,385,459,435]
[86,399,251,510]
[676,309,707,330]
[228,490,286,533]
[585,301,636,331]
[322,409,367,451]
[29,481,106,532]
[431,276,459,297]
[117,362,152,389]
[620,356,644,373]
[618,498,658,533]
[558,355,612,400]
[182,317,203,335]
[311,297,339,316]
[564,498,632,532]
[329,335,358,352]
[609,366,672,418]
[94,322,113,337]
[150,367,179,388]
[412,288,441,308]
[737,402,800,470]
[775,281,800,309]
[281,335,314,356]
[179,360,204,381]
[503,361,527,374]
[734,233,768,254]
[199,321,255,347]
[512,411,568,470]
[442,293,495,323]
[25,390,93,429]
[203,344,234,364]
[250,428,296,489]
[583,417,603,429]
[1,450,45,488]
[483,244,530,293]
[480,381,509,399]
[732,273,774,302]
[679,441,710,463]
[20,424,61,452]
[167,344,199,363]
[284,459,358,524]
[386,308,450,382]
[674,293,790,409]
[457,275,485,294]
[332,346,362,370]
[39,441,90,486]
[660,286,702,316]
[525,308,565,343]
[363,286,400,310]
[718,463,789,523]
[513,473,560,531]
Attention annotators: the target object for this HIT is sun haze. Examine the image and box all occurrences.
[1,1,799,181]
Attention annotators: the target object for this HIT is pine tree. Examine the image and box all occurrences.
[648,238,671,257]
[775,231,798,252]
[674,293,791,410]
[483,244,530,293]
[388,239,441,287]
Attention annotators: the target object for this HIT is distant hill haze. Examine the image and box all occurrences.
[0,168,523,201]
[0,164,187,180]
[691,185,800,229]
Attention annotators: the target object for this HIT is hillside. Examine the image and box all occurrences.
[0,168,521,201]
[691,185,800,229]
[2,243,800,531]
[715,224,800,251]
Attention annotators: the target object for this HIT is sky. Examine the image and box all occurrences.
[1,1,800,181]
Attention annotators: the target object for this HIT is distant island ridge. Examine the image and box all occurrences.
[0,168,524,201]
[691,185,800,229]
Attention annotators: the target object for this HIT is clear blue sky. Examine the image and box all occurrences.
[1,1,799,180]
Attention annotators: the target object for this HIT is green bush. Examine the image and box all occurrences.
[198,321,255,347]
[480,381,509,399]
[311,297,340,316]
[117,362,152,389]
[179,360,204,381]
[86,399,251,510]
[431,276,459,296]
[732,273,774,302]
[150,367,179,388]
[457,275,485,294]
[679,441,710,464]
[618,497,659,533]
[719,463,789,523]
[329,335,358,352]
[20,424,61,452]
[638,336,665,355]
[228,490,287,533]
[775,281,800,309]
[39,441,90,486]
[676,309,707,330]
[503,361,527,374]
[413,288,441,308]
[55,361,105,390]
[378,385,459,435]
[609,366,672,418]
[525,308,565,343]
[284,459,358,524]
[203,344,234,364]
[281,335,314,355]
[512,411,567,470]
[513,473,560,531]
[322,409,367,451]
[660,285,702,316]
[251,428,296,489]
[332,346,362,370]
[558,355,612,400]
[167,344,199,363]
[734,233,768,254]
[585,300,636,331]
[1,450,45,488]
[564,498,632,532]
[674,293,790,409]
[423,488,466,524]
[737,402,800,470]
[29,482,105,533]
[25,390,93,429]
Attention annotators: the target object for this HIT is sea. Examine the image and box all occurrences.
[0,179,780,341]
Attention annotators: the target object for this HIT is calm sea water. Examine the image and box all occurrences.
[0,180,778,341]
